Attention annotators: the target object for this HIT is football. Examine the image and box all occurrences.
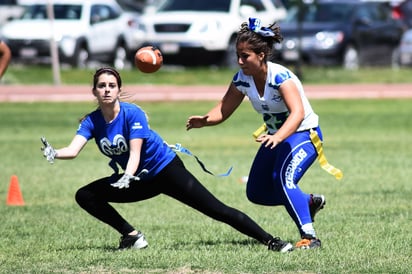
[134,46,163,73]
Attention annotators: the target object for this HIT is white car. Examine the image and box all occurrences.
[398,29,412,66]
[137,0,287,68]
[1,0,142,68]
[0,0,25,26]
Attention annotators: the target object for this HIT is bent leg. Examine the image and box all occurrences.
[278,131,318,235]
[246,130,318,236]
[75,175,161,235]
[156,157,274,245]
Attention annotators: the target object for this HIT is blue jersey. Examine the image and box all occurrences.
[76,102,175,178]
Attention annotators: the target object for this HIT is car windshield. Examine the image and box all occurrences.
[158,0,231,12]
[284,3,353,23]
[21,4,82,20]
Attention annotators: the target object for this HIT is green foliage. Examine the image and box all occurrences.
[0,100,411,273]
[3,65,412,85]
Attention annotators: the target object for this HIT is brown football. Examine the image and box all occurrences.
[134,46,163,73]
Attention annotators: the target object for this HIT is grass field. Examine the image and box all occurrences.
[3,65,412,85]
[0,99,411,273]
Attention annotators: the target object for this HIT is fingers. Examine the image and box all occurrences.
[186,121,192,130]
[40,137,48,151]
[111,170,149,188]
[40,137,57,163]
[186,116,197,130]
[110,177,129,189]
[186,115,208,130]
[111,182,129,189]
[41,137,48,147]
[256,134,278,149]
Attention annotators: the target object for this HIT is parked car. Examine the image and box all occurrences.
[0,0,142,68]
[0,0,25,25]
[397,28,412,65]
[137,0,287,67]
[276,0,405,69]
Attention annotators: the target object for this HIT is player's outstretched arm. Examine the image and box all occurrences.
[186,83,244,130]
[40,135,88,163]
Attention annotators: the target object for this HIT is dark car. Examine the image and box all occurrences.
[393,0,412,28]
[275,0,404,69]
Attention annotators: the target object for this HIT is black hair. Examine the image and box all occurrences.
[236,21,283,61]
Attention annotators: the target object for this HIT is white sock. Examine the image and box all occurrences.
[301,223,316,238]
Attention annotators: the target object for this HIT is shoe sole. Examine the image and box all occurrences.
[132,236,148,249]
[280,243,294,253]
[296,242,321,250]
[295,238,322,250]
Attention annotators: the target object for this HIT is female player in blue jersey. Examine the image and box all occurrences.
[40,67,293,252]
[186,18,326,249]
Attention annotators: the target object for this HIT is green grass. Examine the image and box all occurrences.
[3,64,412,85]
[0,100,411,273]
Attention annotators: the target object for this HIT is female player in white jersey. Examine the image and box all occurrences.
[186,18,326,249]
[40,67,293,252]
[0,40,11,79]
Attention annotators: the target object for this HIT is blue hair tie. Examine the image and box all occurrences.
[248,17,275,37]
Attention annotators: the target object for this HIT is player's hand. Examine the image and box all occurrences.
[186,115,209,130]
[111,169,148,189]
[256,134,280,149]
[41,137,57,164]
[110,174,140,189]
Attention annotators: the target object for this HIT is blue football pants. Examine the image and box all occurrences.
[246,127,322,233]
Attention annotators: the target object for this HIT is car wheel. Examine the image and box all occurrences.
[343,46,359,70]
[113,44,130,70]
[391,46,400,69]
[74,46,89,69]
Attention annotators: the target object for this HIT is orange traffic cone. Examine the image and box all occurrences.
[6,175,25,206]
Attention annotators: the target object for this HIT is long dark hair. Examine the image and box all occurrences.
[236,21,283,62]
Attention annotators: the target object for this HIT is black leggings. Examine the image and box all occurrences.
[75,156,273,245]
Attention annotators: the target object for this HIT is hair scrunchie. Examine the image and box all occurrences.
[248,17,275,37]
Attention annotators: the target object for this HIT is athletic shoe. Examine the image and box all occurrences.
[268,237,294,253]
[309,194,326,222]
[118,231,148,250]
[295,234,321,249]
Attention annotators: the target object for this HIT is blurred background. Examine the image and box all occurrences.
[1,0,412,76]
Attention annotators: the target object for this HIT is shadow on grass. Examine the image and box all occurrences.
[55,238,263,252]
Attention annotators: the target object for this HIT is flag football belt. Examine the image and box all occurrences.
[309,129,343,180]
[252,124,343,180]
[168,143,233,177]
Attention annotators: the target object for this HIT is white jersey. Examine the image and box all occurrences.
[232,62,318,134]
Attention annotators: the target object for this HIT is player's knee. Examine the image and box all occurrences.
[246,188,262,204]
[75,187,90,207]
[246,186,279,206]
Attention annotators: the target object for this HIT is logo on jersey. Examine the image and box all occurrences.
[132,122,143,129]
[285,148,307,189]
[271,94,282,102]
[100,134,128,156]
[264,112,289,130]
